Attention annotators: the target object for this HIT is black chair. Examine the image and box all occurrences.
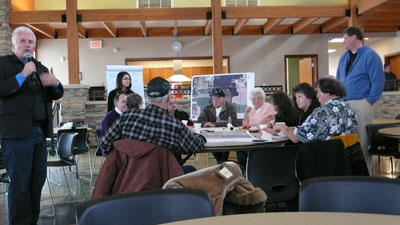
[0,147,9,194]
[246,145,301,211]
[295,139,352,183]
[366,123,400,175]
[90,125,105,188]
[57,128,91,180]
[75,189,214,225]
[299,176,400,215]
[44,133,86,217]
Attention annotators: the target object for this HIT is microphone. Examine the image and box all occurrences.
[24,52,38,83]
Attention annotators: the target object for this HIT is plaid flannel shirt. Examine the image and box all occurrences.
[100,104,206,155]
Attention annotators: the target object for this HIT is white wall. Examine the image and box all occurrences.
[37,34,330,88]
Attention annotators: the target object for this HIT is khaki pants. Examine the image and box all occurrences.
[347,99,375,176]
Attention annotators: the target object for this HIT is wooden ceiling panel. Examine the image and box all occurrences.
[9,3,400,39]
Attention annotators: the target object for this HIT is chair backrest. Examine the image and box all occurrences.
[57,132,78,163]
[366,123,399,152]
[299,176,400,215]
[295,139,352,183]
[246,145,300,203]
[58,128,89,155]
[95,125,102,153]
[76,189,214,225]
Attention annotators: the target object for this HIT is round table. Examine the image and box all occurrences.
[161,212,400,225]
[378,127,400,139]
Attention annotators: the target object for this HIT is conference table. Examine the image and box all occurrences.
[373,118,400,124]
[162,212,400,225]
[378,127,400,139]
[201,128,288,153]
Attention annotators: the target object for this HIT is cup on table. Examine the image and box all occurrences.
[259,124,268,130]
[194,123,202,133]
[182,120,188,126]
[275,122,286,125]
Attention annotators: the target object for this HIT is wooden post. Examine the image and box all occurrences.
[211,0,223,74]
[66,0,80,84]
[349,0,364,30]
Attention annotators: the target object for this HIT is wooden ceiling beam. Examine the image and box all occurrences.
[77,23,86,38]
[139,21,147,37]
[233,18,248,35]
[321,17,348,33]
[25,24,55,39]
[223,5,347,19]
[262,18,282,34]
[292,17,318,34]
[101,21,117,38]
[356,0,389,15]
[10,10,65,23]
[78,8,210,22]
[204,20,212,36]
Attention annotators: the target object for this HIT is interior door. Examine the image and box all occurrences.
[299,58,313,85]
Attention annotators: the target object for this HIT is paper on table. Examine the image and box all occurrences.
[203,130,257,143]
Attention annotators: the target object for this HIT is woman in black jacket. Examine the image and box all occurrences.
[107,71,134,112]
[292,83,320,125]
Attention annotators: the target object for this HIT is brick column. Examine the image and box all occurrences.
[0,0,12,56]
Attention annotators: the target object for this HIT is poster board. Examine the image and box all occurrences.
[190,73,255,120]
[105,65,145,106]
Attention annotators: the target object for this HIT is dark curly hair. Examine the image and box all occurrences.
[292,83,319,110]
[316,76,346,97]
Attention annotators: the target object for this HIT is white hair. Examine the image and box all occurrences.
[12,26,36,45]
[250,87,266,101]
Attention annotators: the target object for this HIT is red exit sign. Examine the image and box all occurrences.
[90,40,102,49]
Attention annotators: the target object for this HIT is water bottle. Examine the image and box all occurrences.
[216,115,220,123]
[227,116,234,131]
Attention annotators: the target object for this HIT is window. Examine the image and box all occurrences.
[138,0,171,8]
[225,0,258,7]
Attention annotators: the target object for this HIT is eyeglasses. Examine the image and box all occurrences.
[251,97,263,101]
[122,78,131,81]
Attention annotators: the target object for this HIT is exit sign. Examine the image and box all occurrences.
[90,40,102,49]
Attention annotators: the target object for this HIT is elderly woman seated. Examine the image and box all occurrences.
[274,76,357,143]
[243,87,276,128]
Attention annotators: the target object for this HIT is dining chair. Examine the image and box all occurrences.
[90,125,105,188]
[57,128,91,181]
[246,144,301,211]
[43,132,86,217]
[299,176,400,215]
[295,139,352,183]
[366,123,400,175]
[75,189,214,225]
[0,148,9,194]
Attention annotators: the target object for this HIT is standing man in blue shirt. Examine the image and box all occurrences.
[336,26,385,176]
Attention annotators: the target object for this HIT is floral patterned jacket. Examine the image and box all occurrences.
[294,98,357,143]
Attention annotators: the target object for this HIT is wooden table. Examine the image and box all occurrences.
[373,118,400,124]
[161,212,400,225]
[378,127,400,139]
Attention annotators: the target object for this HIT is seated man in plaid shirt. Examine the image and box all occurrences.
[100,77,206,159]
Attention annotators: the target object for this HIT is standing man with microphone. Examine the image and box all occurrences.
[0,26,63,225]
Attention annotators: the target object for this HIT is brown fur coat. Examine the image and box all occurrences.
[163,162,267,216]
